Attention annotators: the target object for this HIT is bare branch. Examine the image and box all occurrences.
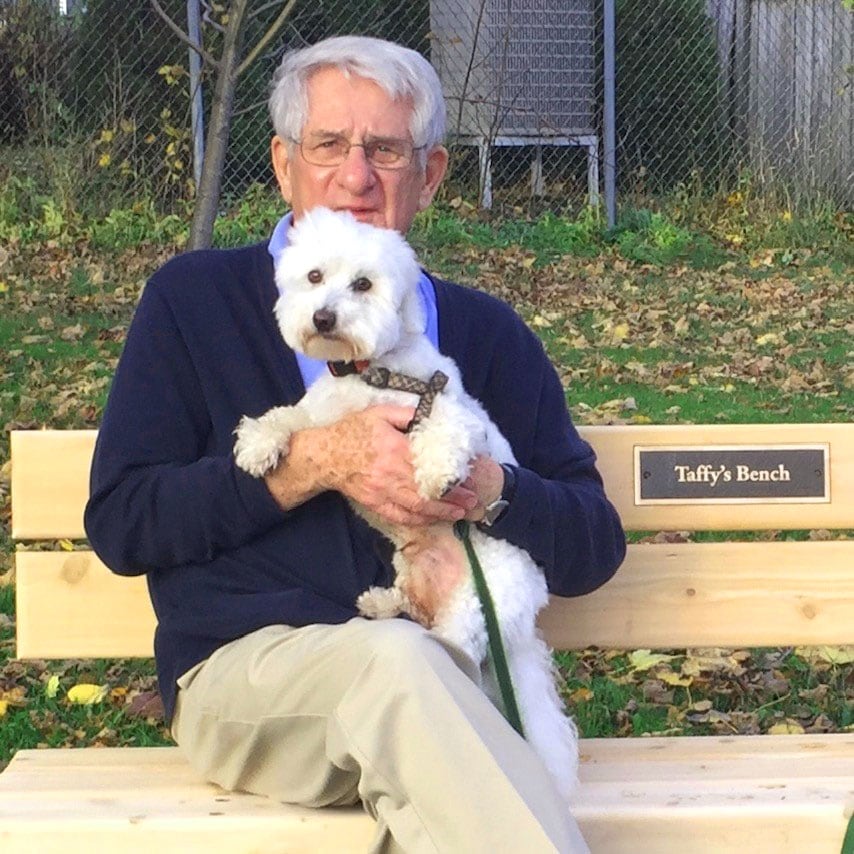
[248,0,288,20]
[149,0,220,68]
[237,0,298,76]
[232,97,268,118]
[200,0,226,34]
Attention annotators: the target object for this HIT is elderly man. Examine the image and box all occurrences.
[85,35,625,853]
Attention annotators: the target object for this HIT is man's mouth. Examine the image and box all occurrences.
[338,207,378,221]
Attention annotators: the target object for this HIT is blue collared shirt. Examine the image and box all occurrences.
[267,213,439,389]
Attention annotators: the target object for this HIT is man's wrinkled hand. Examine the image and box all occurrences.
[314,405,469,527]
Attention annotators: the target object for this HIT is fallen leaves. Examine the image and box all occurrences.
[796,646,854,666]
[67,683,109,705]
[629,650,677,672]
[561,645,852,738]
[465,249,852,425]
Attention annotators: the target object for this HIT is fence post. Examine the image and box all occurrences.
[603,0,617,228]
[187,0,205,191]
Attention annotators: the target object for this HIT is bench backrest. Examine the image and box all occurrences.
[10,425,854,658]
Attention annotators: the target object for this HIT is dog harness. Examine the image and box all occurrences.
[361,367,448,432]
[327,361,449,432]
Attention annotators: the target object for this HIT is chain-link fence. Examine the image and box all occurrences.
[1,0,852,220]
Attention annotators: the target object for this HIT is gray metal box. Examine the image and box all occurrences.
[430,0,597,138]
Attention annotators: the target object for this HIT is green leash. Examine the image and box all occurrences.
[454,520,525,738]
[842,814,854,854]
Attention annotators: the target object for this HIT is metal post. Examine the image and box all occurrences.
[603,0,617,228]
[187,0,205,190]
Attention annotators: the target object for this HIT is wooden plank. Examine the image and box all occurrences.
[11,425,854,543]
[582,423,854,531]
[10,430,97,540]
[15,552,155,659]
[2,738,851,854]
[579,731,854,780]
[15,539,854,659]
[540,539,854,650]
[578,733,853,853]
[0,750,373,854]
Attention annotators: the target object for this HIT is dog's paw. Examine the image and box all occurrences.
[234,415,288,477]
[357,586,407,620]
[410,436,471,500]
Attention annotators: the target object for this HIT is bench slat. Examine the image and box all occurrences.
[2,737,851,853]
[585,422,854,531]
[542,538,854,649]
[16,539,854,659]
[1,747,374,854]
[10,430,96,541]
[15,552,155,659]
[11,425,854,541]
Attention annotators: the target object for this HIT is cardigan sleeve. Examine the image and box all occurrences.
[454,290,626,597]
[84,274,285,577]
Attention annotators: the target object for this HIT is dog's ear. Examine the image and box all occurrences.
[400,283,426,334]
[384,230,426,335]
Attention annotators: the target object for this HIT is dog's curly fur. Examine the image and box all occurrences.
[234,207,578,798]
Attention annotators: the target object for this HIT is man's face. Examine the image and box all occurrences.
[271,66,448,234]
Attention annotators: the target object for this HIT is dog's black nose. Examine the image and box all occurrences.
[313,308,336,333]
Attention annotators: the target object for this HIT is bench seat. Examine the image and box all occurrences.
[5,425,854,852]
[2,735,852,853]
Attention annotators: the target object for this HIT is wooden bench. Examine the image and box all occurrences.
[3,425,853,853]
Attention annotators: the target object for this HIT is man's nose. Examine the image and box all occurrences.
[337,144,376,193]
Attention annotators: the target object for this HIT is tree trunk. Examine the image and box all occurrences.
[188,0,249,250]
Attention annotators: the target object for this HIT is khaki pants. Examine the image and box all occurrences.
[171,618,589,853]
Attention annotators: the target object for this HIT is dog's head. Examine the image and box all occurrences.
[274,207,425,362]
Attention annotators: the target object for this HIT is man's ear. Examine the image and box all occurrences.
[271,136,293,204]
[418,145,449,211]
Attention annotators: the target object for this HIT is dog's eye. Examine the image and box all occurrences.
[307,269,323,284]
[352,277,372,292]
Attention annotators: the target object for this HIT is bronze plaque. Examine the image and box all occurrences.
[635,444,830,505]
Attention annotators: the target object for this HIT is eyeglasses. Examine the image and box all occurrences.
[291,135,424,170]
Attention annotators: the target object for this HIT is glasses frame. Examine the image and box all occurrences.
[289,135,426,171]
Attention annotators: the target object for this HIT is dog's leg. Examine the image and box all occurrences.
[356,534,424,623]
[408,397,488,499]
[430,577,487,666]
[234,405,311,477]
[356,584,409,620]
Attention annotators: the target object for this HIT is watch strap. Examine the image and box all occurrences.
[480,463,516,527]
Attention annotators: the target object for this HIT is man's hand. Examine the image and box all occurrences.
[453,455,506,523]
[264,405,473,527]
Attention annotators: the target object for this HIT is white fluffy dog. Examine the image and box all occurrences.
[234,207,578,799]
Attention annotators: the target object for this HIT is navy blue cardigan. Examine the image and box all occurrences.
[84,241,625,722]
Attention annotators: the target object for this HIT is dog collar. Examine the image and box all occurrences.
[327,360,370,377]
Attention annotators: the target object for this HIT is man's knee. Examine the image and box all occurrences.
[354,618,480,686]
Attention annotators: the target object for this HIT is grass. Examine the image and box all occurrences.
[0,183,852,767]
[0,587,172,768]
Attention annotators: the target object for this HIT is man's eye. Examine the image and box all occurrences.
[351,277,372,292]
[373,142,402,156]
[316,140,338,149]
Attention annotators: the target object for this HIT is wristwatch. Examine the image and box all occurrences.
[480,463,516,527]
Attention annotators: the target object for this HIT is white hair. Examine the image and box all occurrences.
[268,36,446,151]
